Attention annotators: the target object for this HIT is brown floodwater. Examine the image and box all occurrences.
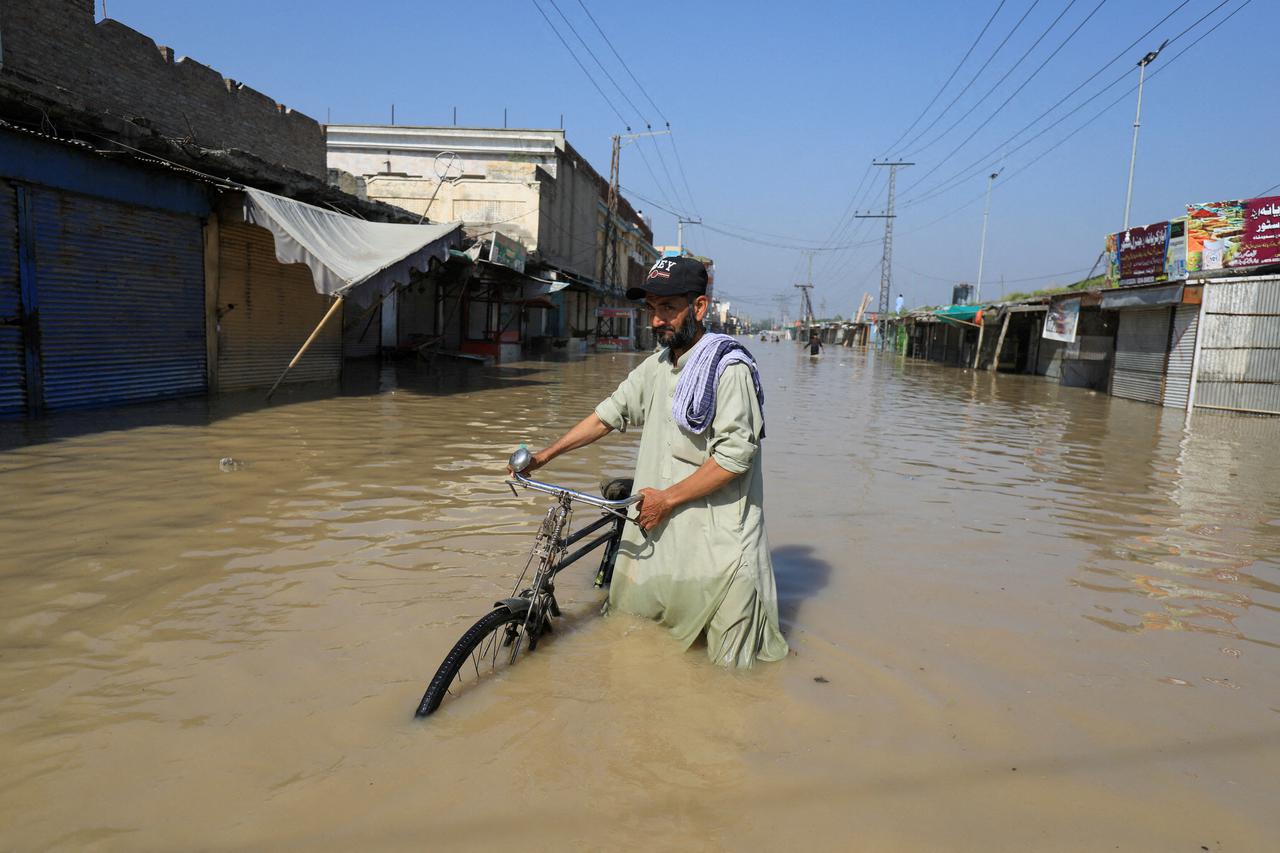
[2,344,1279,850]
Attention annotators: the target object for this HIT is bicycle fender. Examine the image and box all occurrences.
[494,597,532,616]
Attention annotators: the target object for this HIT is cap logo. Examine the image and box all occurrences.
[648,259,677,280]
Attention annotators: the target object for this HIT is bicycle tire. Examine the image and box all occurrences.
[415,606,527,717]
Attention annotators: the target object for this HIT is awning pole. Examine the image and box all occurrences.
[266,295,345,400]
[988,311,1011,372]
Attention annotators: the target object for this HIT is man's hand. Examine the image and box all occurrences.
[636,487,675,532]
[507,449,547,476]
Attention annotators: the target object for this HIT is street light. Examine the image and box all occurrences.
[975,169,1000,304]
[1122,39,1169,230]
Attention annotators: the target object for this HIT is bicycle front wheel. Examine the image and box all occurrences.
[415,605,530,717]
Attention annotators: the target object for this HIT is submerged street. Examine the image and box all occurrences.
[2,346,1278,848]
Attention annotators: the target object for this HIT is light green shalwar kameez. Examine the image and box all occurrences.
[594,346,789,667]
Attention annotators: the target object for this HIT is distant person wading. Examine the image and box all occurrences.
[515,256,788,667]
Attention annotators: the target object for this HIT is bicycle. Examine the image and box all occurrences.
[414,447,644,717]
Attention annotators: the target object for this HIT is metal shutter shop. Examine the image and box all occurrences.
[216,221,341,392]
[1162,303,1199,409]
[29,188,206,411]
[1195,276,1280,414]
[1111,308,1172,404]
[0,181,25,416]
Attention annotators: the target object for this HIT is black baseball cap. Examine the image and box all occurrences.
[627,256,708,301]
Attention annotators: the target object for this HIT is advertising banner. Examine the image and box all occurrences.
[1166,217,1188,281]
[487,230,527,273]
[1042,297,1080,343]
[1230,195,1280,269]
[1118,222,1170,284]
[1185,200,1244,271]
[1104,232,1119,287]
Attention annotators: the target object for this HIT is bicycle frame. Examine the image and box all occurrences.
[498,471,642,658]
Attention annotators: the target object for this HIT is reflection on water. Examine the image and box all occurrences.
[2,345,1278,849]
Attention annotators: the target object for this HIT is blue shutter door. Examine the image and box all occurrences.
[30,189,206,411]
[0,181,26,416]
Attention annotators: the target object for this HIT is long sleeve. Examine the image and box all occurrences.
[594,359,649,432]
[707,363,761,475]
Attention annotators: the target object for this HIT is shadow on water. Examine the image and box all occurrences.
[0,356,553,451]
[771,544,833,627]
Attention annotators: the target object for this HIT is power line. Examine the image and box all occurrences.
[568,0,704,233]
[885,0,1250,258]
[621,186,886,251]
[962,0,1253,214]
[529,0,629,128]
[546,0,645,125]
[897,0,1046,154]
[896,0,1197,210]
[573,0,668,125]
[883,0,1009,155]
[668,130,702,217]
[632,137,683,213]
[903,0,1110,193]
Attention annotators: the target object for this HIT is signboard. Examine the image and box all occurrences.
[1230,195,1280,269]
[1186,200,1243,272]
[487,230,526,273]
[1166,217,1188,281]
[1042,297,1080,343]
[1118,221,1170,284]
[1104,232,1119,287]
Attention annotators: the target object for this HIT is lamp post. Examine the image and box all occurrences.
[975,169,1000,304]
[1122,40,1168,230]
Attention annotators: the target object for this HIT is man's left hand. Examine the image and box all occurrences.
[636,487,675,532]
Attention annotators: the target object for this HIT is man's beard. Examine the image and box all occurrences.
[657,310,699,350]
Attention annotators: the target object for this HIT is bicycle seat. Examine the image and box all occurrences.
[600,478,634,500]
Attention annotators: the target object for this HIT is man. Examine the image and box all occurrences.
[517,257,788,668]
[808,331,823,356]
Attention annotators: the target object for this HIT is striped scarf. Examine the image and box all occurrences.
[671,333,766,438]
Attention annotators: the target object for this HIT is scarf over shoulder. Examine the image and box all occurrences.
[672,333,766,439]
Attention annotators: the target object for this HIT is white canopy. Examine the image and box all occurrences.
[243,188,463,306]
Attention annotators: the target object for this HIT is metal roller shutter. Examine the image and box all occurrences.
[31,189,206,411]
[216,221,341,392]
[0,182,25,416]
[1162,304,1198,409]
[1195,276,1280,414]
[1111,308,1171,404]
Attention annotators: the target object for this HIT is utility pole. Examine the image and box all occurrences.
[676,217,702,254]
[860,159,911,345]
[603,129,671,296]
[1123,40,1168,230]
[976,169,1000,304]
[794,283,815,329]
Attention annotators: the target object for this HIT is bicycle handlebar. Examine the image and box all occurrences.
[507,470,642,511]
[506,448,642,512]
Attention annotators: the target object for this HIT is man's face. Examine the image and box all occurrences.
[646,294,706,349]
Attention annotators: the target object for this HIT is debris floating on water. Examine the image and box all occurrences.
[218,457,245,472]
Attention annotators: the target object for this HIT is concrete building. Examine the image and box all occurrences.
[326,126,660,353]
[1,0,458,417]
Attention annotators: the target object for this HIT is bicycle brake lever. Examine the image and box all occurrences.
[506,480,519,498]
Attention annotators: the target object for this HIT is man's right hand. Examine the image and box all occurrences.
[507,449,546,476]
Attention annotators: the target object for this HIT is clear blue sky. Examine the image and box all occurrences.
[106,0,1277,319]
